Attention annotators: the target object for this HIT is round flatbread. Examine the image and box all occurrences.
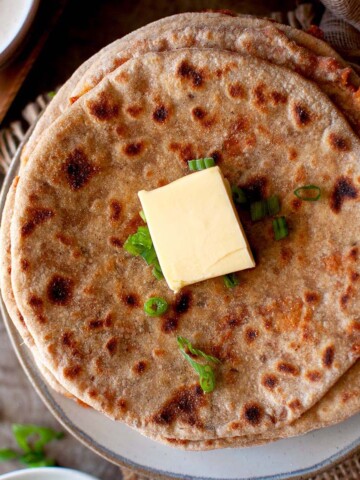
[11,49,360,441]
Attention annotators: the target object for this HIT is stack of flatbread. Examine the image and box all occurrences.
[0,11,359,450]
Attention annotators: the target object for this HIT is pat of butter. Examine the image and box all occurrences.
[138,166,255,292]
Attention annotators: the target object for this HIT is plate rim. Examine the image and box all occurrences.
[1,132,359,480]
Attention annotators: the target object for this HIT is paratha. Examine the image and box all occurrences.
[10,49,360,442]
[21,11,360,167]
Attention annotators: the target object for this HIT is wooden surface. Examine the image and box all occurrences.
[0,1,67,125]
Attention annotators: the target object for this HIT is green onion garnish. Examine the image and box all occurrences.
[124,225,163,280]
[139,210,147,222]
[294,185,321,201]
[273,216,289,240]
[232,185,247,205]
[267,195,280,216]
[188,157,215,171]
[177,336,221,364]
[0,424,64,468]
[144,297,168,317]
[177,336,220,393]
[250,200,268,221]
[47,91,56,99]
[223,273,239,288]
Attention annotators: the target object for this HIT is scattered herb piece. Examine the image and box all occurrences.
[294,185,321,201]
[223,273,240,288]
[0,424,63,469]
[47,91,56,99]
[144,297,168,317]
[273,216,289,240]
[188,157,215,171]
[177,336,221,364]
[250,200,268,221]
[250,196,280,221]
[177,336,220,393]
[266,195,280,216]
[124,225,163,280]
[231,185,247,205]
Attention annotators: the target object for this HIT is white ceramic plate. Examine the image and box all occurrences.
[1,136,359,480]
[0,467,99,480]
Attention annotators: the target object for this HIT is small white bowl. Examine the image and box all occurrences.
[0,467,99,480]
[0,0,40,69]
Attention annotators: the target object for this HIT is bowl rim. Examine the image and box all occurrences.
[0,0,41,68]
[0,467,99,480]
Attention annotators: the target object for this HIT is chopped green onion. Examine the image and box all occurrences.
[20,451,55,468]
[232,185,247,205]
[223,273,239,288]
[47,91,56,99]
[0,449,19,462]
[180,350,216,393]
[139,210,147,222]
[204,157,215,168]
[177,336,221,364]
[188,157,215,171]
[294,185,321,201]
[144,297,168,317]
[124,225,163,281]
[12,424,63,453]
[273,216,289,241]
[267,195,280,216]
[250,200,268,221]
[177,336,220,393]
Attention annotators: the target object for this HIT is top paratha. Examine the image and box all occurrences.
[11,49,360,441]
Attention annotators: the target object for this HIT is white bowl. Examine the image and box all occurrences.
[0,467,99,480]
[0,0,40,68]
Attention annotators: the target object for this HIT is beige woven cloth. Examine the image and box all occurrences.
[0,1,359,479]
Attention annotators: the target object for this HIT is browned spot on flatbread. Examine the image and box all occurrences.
[122,293,139,307]
[109,237,122,248]
[169,142,195,164]
[153,105,169,123]
[270,91,288,105]
[323,346,335,368]
[192,107,206,120]
[348,246,358,262]
[228,83,245,98]
[47,275,73,305]
[63,365,82,379]
[126,105,143,117]
[293,104,311,127]
[20,259,29,271]
[117,398,127,412]
[123,142,144,156]
[240,176,268,201]
[245,327,259,344]
[209,151,222,163]
[177,61,204,87]
[133,360,147,374]
[243,403,263,426]
[174,291,192,315]
[262,374,278,390]
[106,337,118,355]
[291,198,302,211]
[289,399,302,411]
[21,208,54,237]
[288,148,298,161]
[88,91,119,120]
[63,149,98,191]
[350,271,360,282]
[306,370,323,382]
[330,177,358,213]
[304,291,320,304]
[253,83,266,106]
[109,200,122,222]
[152,385,205,427]
[277,362,299,376]
[161,317,179,333]
[328,133,350,151]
